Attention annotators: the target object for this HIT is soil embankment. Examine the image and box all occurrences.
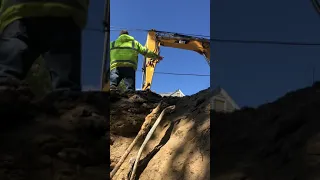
[212,82,320,180]
[0,90,109,180]
[110,89,211,180]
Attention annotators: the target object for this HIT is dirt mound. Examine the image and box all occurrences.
[110,89,210,180]
[0,90,109,180]
[212,82,320,180]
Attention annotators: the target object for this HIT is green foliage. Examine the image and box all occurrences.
[25,56,52,97]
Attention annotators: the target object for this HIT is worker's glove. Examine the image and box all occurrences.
[158,56,164,60]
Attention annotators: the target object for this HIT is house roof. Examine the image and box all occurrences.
[158,87,239,109]
[212,86,240,109]
[159,89,185,97]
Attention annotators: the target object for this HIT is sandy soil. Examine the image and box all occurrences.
[110,89,211,180]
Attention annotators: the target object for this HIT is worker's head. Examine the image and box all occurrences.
[119,30,129,36]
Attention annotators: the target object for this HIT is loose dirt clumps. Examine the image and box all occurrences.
[212,82,320,180]
[0,90,109,180]
[110,89,211,180]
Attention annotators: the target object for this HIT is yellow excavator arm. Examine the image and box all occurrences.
[142,29,210,90]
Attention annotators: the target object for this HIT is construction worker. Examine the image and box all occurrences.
[0,0,89,95]
[110,30,163,92]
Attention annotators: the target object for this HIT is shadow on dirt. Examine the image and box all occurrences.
[110,89,211,180]
[0,90,109,180]
[212,82,320,180]
[134,119,177,180]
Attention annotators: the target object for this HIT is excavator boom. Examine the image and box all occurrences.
[142,29,210,90]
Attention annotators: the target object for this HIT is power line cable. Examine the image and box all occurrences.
[107,26,320,46]
[85,26,210,38]
[85,26,320,46]
[84,27,209,78]
[210,38,320,46]
[110,25,210,38]
[85,27,104,32]
[136,70,209,77]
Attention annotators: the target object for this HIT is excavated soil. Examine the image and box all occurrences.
[111,82,320,180]
[0,90,109,180]
[2,81,317,180]
[212,82,320,180]
[110,90,211,180]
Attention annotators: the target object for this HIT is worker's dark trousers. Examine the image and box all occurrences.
[110,67,136,91]
[0,17,82,91]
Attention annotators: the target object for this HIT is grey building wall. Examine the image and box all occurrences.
[211,87,239,113]
[160,87,239,113]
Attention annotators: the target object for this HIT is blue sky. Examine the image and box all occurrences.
[211,0,320,107]
[81,0,210,95]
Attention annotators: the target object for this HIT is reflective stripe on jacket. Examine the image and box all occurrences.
[110,34,160,71]
[0,0,89,32]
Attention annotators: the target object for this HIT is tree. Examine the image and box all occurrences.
[25,56,52,97]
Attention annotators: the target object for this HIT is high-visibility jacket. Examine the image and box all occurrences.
[110,34,159,71]
[0,0,89,32]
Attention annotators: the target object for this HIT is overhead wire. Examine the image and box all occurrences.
[85,26,320,46]
[209,38,320,46]
[87,4,320,82]
[84,26,210,78]
[110,25,210,38]
[85,25,210,38]
[212,0,320,46]
[84,22,320,78]
[136,70,209,77]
